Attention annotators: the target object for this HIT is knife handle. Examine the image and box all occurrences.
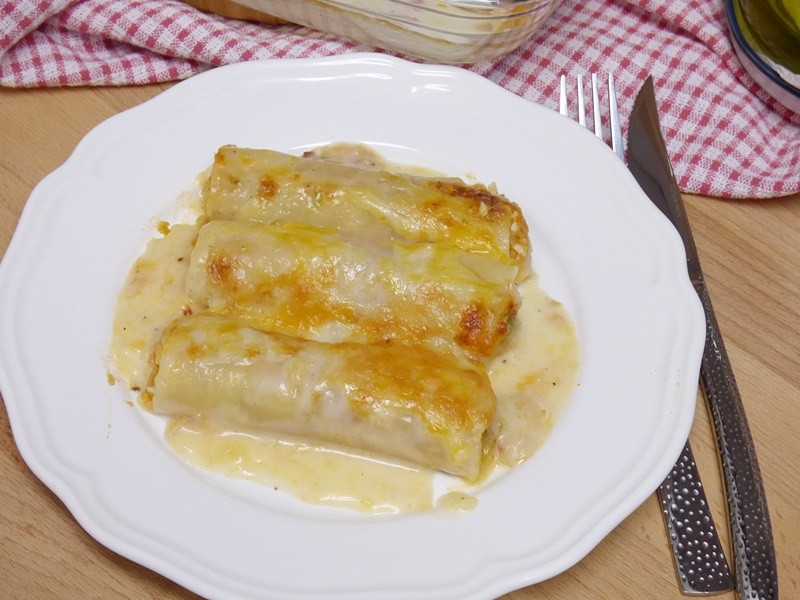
[657,441,734,594]
[697,284,778,600]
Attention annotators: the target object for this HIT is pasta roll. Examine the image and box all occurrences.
[153,314,496,479]
[203,145,531,279]
[185,220,520,360]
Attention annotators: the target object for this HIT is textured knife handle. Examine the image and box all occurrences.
[657,441,733,594]
[697,285,778,600]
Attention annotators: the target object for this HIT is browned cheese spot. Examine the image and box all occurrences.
[257,176,277,205]
[430,180,508,217]
[207,254,243,292]
[455,304,491,355]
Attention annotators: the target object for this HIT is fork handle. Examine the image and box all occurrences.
[657,441,734,594]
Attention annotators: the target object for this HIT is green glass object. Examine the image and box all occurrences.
[736,0,800,73]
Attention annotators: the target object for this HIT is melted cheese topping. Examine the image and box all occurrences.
[185,220,519,360]
[154,314,495,480]
[203,145,531,280]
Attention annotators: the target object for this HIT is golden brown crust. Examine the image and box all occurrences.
[186,220,520,360]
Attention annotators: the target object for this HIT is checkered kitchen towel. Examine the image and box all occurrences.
[1,0,798,198]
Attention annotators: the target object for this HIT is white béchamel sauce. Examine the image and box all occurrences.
[165,418,434,513]
[488,280,579,466]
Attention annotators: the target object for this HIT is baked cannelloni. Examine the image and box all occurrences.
[109,143,579,509]
[153,314,497,480]
[203,146,531,279]
[185,220,520,359]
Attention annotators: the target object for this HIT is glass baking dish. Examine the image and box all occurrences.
[229,0,564,63]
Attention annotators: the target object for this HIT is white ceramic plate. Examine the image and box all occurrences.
[0,55,704,600]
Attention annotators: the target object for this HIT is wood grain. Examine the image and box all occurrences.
[1,83,798,600]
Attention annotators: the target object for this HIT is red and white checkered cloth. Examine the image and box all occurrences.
[2,0,798,198]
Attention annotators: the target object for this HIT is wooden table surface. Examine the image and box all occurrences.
[1,83,798,600]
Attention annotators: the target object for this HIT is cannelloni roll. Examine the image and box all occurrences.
[202,145,531,279]
[185,220,520,360]
[153,314,496,479]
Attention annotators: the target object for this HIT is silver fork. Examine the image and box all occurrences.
[559,74,735,596]
[559,74,624,160]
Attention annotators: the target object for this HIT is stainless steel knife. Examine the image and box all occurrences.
[623,77,732,596]
[627,77,778,600]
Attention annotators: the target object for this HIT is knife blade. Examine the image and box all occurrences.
[627,77,778,600]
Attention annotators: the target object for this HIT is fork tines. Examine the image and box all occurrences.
[559,73,624,161]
